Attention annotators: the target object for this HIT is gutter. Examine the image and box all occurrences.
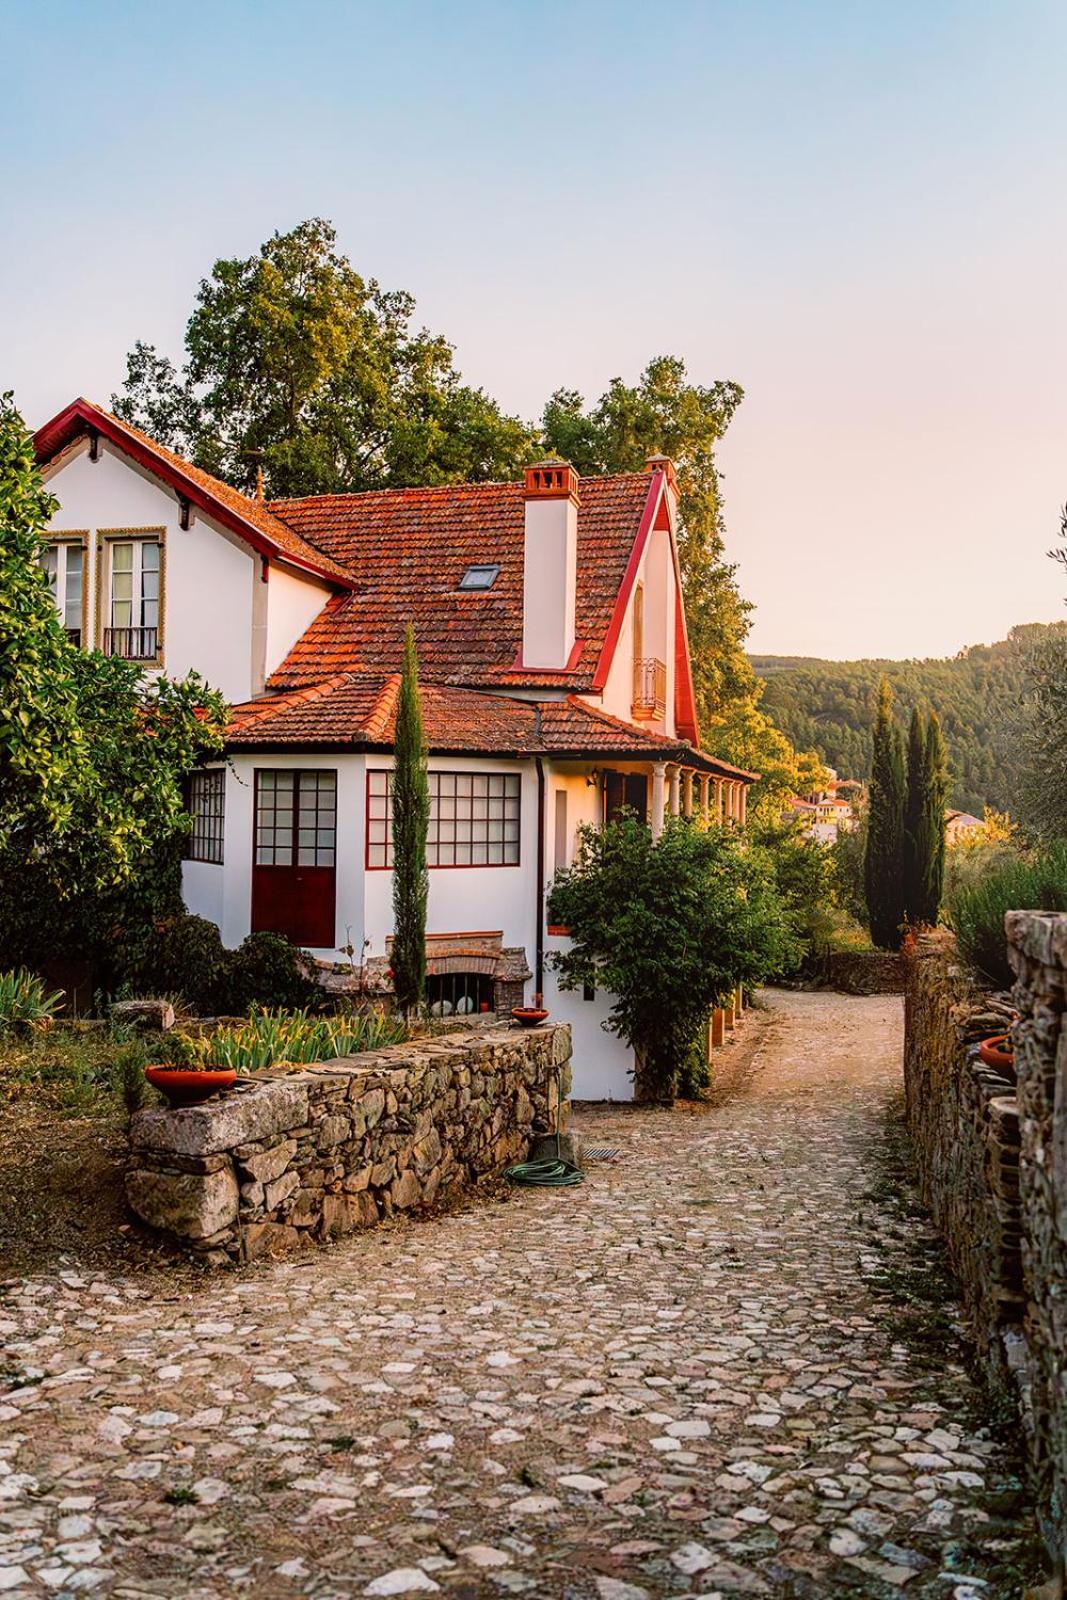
[535,705,546,1006]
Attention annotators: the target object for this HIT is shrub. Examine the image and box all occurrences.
[114,914,228,1014]
[548,816,798,1101]
[947,842,1067,988]
[222,932,316,1014]
[0,968,63,1029]
[180,1006,405,1073]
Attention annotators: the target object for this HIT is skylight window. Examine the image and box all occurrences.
[458,563,500,592]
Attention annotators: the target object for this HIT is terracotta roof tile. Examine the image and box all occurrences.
[226,677,756,779]
[265,475,654,692]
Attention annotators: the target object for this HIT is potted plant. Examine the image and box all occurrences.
[978,1034,1014,1073]
[511,1003,550,1028]
[144,1034,236,1107]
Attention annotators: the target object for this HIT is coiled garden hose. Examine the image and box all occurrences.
[505,1062,585,1188]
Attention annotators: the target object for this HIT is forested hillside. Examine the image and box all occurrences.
[752,623,1067,816]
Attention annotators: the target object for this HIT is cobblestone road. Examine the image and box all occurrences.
[0,991,1038,1598]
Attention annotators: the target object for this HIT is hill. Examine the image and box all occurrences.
[751,623,1067,816]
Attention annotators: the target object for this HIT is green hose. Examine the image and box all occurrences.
[505,1065,585,1188]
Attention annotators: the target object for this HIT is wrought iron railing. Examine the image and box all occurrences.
[103,626,158,661]
[63,627,82,647]
[632,656,667,719]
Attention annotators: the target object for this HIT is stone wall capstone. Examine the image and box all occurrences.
[126,1023,571,1266]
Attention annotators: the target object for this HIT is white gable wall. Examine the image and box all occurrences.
[263,564,333,686]
[596,520,678,739]
[42,438,257,702]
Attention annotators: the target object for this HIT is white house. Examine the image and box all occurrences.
[34,399,757,1099]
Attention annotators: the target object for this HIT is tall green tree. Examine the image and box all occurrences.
[114,219,536,497]
[390,626,430,1015]
[0,392,227,972]
[541,359,823,813]
[902,707,927,925]
[864,678,906,948]
[920,712,949,923]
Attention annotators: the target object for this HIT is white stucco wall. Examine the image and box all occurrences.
[42,438,256,703]
[264,564,332,683]
[597,521,677,739]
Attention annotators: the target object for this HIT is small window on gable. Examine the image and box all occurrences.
[458,564,500,592]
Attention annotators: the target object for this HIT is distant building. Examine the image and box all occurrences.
[785,769,863,844]
[945,810,983,846]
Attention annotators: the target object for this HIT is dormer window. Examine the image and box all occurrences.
[458,564,500,592]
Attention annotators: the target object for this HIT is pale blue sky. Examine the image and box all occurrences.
[3,0,1065,657]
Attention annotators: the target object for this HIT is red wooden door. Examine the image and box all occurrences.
[251,769,337,948]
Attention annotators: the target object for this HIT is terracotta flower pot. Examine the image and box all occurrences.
[978,1035,1014,1072]
[145,1066,237,1106]
[511,1006,550,1028]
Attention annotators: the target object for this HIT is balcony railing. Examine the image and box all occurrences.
[103,626,158,661]
[632,656,667,719]
[64,627,81,647]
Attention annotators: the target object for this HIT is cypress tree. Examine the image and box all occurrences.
[864,678,906,949]
[903,707,927,926]
[391,625,430,1016]
[920,712,949,925]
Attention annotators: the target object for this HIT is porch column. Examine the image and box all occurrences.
[682,770,694,818]
[668,766,681,817]
[739,783,748,826]
[698,773,710,823]
[650,762,667,839]
[728,781,739,824]
[713,778,724,825]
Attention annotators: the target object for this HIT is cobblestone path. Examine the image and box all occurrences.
[0,991,1037,1599]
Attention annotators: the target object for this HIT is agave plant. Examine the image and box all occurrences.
[181,1006,405,1074]
[0,968,64,1030]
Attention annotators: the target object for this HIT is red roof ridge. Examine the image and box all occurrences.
[364,675,402,741]
[267,469,651,515]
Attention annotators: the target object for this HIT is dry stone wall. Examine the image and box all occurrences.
[1006,913,1067,1582]
[906,918,1067,1584]
[126,1024,571,1266]
[903,933,1022,1384]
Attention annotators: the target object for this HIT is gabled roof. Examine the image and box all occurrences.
[264,473,659,695]
[226,674,756,779]
[33,398,353,588]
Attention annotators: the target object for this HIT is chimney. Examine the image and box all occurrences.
[643,453,679,499]
[522,461,580,670]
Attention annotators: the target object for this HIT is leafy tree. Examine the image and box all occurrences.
[0,391,227,976]
[1017,630,1067,840]
[547,815,797,1101]
[750,818,835,970]
[390,626,429,1015]
[114,218,536,498]
[541,359,823,812]
[864,679,906,949]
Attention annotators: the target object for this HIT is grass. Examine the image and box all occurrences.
[0,1020,153,1118]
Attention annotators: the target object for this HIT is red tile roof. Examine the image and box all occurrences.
[226,675,756,778]
[33,399,354,587]
[264,474,655,692]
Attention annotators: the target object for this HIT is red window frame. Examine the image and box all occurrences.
[366,769,521,870]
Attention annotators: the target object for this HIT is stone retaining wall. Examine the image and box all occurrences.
[824,949,905,995]
[126,1024,571,1266]
[1006,913,1067,1581]
[903,933,1022,1387]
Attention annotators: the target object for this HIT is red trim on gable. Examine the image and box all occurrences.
[34,399,352,591]
[591,471,663,693]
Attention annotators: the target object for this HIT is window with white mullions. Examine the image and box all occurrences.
[40,541,85,644]
[105,538,160,660]
[367,770,520,868]
[256,770,336,867]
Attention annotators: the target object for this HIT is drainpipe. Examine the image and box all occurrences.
[535,755,546,1006]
